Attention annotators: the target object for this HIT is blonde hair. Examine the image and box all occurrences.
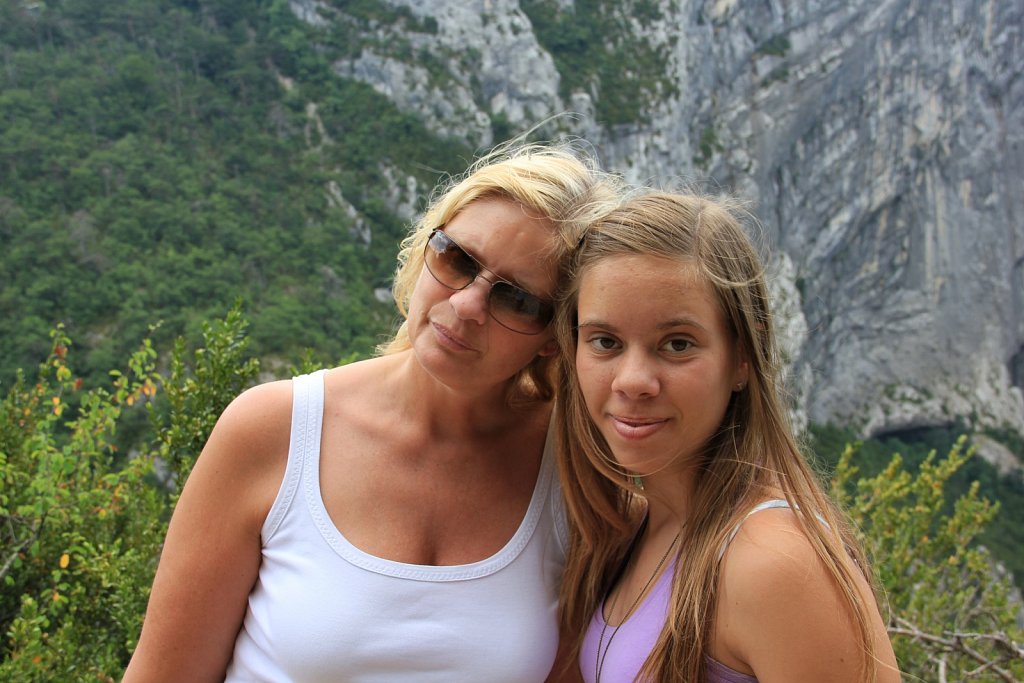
[378,139,622,406]
[555,191,886,681]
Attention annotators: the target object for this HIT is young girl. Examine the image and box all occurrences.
[554,191,899,682]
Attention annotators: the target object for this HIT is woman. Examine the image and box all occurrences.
[124,141,621,682]
[553,191,899,682]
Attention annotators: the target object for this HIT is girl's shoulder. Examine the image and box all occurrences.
[721,503,819,585]
[713,502,889,681]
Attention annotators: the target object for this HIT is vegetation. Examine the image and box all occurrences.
[834,439,1023,681]
[812,423,1024,591]
[693,125,723,169]
[0,0,474,391]
[757,34,791,58]
[0,313,254,681]
[520,0,678,126]
[1,317,1021,680]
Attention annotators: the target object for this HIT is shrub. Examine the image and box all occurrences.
[834,438,1024,680]
[0,308,259,680]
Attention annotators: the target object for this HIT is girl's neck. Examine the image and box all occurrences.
[637,469,699,535]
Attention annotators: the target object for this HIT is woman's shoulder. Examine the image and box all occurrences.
[216,378,295,444]
[223,358,382,427]
[721,504,820,589]
[191,380,295,489]
[187,378,300,488]
[322,355,398,395]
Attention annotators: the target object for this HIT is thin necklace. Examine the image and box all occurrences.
[595,525,682,683]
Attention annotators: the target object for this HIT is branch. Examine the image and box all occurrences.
[889,617,1023,682]
[0,517,41,582]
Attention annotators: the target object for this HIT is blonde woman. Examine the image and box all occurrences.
[554,191,899,682]
[125,141,621,682]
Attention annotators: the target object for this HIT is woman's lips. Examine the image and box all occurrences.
[432,322,476,352]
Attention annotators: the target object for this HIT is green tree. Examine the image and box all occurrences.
[0,327,164,681]
[834,439,1024,680]
[0,309,260,681]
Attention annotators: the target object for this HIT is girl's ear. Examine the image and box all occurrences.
[733,358,750,390]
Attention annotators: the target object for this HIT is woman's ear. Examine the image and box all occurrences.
[538,338,559,358]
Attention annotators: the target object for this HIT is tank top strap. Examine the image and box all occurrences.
[262,369,327,541]
[718,499,792,560]
[546,406,570,556]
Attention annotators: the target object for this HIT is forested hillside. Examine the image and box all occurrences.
[0,0,474,386]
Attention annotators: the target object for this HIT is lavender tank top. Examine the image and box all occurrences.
[578,560,756,683]
[578,500,795,683]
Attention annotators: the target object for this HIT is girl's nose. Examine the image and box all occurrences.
[611,350,660,399]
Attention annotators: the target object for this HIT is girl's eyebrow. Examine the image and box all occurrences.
[658,317,707,332]
[577,317,708,332]
[576,319,616,331]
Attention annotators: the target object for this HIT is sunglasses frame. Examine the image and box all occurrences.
[422,228,554,335]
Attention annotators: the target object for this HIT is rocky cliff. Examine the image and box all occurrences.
[289,0,1024,454]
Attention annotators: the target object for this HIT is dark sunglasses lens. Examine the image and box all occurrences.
[425,230,552,334]
[426,232,478,287]
[489,283,553,333]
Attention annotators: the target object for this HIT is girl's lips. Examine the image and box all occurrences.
[432,322,476,352]
[609,415,668,440]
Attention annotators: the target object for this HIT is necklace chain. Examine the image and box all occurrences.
[595,527,682,683]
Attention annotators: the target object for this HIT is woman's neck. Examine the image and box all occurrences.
[388,350,546,439]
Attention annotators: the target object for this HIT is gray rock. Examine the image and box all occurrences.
[291,0,1024,460]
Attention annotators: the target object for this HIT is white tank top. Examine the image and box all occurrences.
[225,370,568,682]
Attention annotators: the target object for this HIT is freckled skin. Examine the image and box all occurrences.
[575,254,745,479]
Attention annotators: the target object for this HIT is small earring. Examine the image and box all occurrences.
[734,382,746,392]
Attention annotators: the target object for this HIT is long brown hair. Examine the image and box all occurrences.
[378,139,622,406]
[555,191,886,681]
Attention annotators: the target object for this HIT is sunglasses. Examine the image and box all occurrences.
[423,229,555,335]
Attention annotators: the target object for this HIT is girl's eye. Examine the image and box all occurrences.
[585,336,620,352]
[662,338,693,353]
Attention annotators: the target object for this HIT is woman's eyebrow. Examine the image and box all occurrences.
[456,237,545,294]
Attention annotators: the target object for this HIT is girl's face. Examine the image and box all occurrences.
[407,197,559,393]
[575,254,748,478]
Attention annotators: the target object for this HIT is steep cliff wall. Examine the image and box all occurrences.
[290,0,1024,447]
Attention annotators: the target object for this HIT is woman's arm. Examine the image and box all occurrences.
[545,624,584,683]
[714,508,900,683]
[123,381,292,683]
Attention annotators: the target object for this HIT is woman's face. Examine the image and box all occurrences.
[575,254,747,478]
[407,197,559,393]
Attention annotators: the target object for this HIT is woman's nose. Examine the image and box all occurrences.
[449,275,493,325]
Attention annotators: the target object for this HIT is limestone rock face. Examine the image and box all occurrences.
[292,0,1024,447]
[313,0,562,146]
